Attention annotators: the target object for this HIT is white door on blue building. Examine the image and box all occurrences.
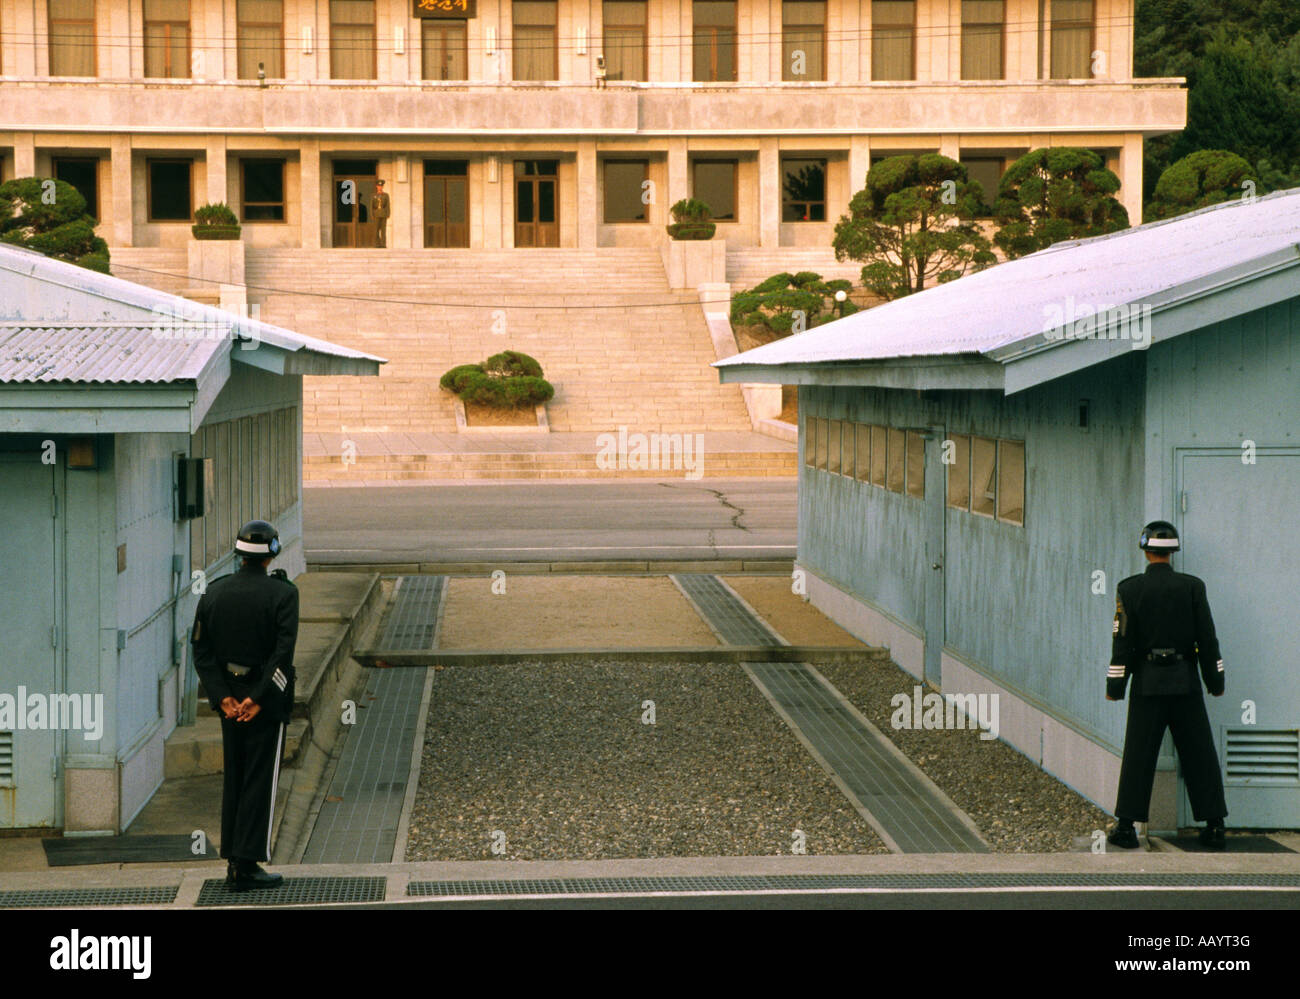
[0,451,60,829]
[1178,448,1300,827]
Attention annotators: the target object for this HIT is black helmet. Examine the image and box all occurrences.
[235,520,281,559]
[1139,519,1180,553]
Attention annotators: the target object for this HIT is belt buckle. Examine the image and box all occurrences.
[227,662,252,677]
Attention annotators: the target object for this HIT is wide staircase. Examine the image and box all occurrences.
[110,247,192,298]
[726,247,865,291]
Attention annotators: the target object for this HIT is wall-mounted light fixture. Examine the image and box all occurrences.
[486,27,496,56]
[577,26,587,55]
[487,155,499,184]
[302,26,314,55]
[394,26,405,55]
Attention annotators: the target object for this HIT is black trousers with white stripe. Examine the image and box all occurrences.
[219,710,285,863]
[1115,692,1228,824]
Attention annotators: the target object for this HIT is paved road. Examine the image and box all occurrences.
[303,478,797,563]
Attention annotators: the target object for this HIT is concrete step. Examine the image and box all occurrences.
[165,714,311,777]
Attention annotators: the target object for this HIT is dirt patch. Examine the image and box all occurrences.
[723,576,867,646]
[465,402,540,427]
[438,575,720,649]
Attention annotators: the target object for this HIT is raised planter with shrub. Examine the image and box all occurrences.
[439,350,555,430]
[192,202,242,240]
[666,198,716,240]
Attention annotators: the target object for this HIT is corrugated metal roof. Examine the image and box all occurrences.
[0,322,221,384]
[715,187,1300,369]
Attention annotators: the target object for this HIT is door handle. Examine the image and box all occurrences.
[931,561,942,570]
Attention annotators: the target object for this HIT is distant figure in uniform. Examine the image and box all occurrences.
[1106,520,1227,850]
[191,520,299,890]
[372,179,391,248]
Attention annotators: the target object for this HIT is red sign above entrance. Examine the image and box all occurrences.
[413,0,475,16]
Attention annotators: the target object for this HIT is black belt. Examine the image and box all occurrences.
[226,662,257,677]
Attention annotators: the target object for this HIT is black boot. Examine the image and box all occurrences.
[226,860,237,886]
[1107,819,1140,850]
[1198,819,1226,851]
[233,860,284,892]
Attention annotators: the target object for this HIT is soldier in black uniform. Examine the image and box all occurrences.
[1106,520,1227,850]
[191,520,299,890]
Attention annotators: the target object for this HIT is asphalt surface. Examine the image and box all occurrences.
[303,478,797,563]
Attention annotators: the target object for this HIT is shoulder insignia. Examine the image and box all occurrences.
[270,568,295,586]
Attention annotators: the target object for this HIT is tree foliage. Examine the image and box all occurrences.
[1145,149,1259,221]
[992,148,1129,259]
[0,177,110,273]
[730,271,857,336]
[832,154,995,301]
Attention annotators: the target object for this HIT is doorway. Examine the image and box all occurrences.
[424,160,468,248]
[514,159,559,247]
[332,159,378,248]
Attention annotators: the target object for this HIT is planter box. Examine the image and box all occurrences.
[661,238,727,290]
[191,225,242,240]
[186,238,246,300]
[454,397,550,434]
[666,222,716,240]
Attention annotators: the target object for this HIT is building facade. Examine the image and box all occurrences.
[1,0,1182,252]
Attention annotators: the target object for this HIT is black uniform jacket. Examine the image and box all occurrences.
[191,563,299,722]
[1108,562,1224,700]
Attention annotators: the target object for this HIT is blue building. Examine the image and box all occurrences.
[0,244,382,833]
[716,189,1300,832]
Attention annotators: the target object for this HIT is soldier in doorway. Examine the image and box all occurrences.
[372,179,391,247]
[1105,519,1227,851]
[191,520,299,890]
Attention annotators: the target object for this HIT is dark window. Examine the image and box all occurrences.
[425,159,468,175]
[961,157,1004,215]
[147,159,192,221]
[603,0,647,81]
[782,158,826,222]
[144,0,190,78]
[53,157,99,220]
[961,0,1003,80]
[693,159,736,221]
[422,18,467,80]
[237,0,283,79]
[604,160,649,222]
[693,1,736,82]
[782,0,825,81]
[871,0,914,80]
[242,159,285,222]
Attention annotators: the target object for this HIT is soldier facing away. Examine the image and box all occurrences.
[191,519,300,890]
[1106,519,1227,851]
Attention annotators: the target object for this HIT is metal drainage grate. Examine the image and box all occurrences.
[672,574,781,646]
[0,886,178,908]
[378,576,445,650]
[409,872,1300,897]
[196,876,387,906]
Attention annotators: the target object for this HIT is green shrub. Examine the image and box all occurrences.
[194,202,239,226]
[0,177,110,273]
[729,271,855,336]
[459,371,508,407]
[669,198,711,222]
[484,350,543,378]
[503,376,554,407]
[439,363,485,393]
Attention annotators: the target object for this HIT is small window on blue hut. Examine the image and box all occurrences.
[827,420,842,475]
[870,425,887,486]
[946,434,970,510]
[886,428,906,492]
[814,418,828,470]
[971,436,997,517]
[997,439,1025,525]
[803,418,816,467]
[905,430,925,498]
[854,424,871,482]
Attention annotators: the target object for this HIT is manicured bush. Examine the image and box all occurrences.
[730,271,859,337]
[439,363,485,393]
[0,177,110,273]
[484,350,544,379]
[192,202,241,240]
[439,354,554,410]
[503,376,554,407]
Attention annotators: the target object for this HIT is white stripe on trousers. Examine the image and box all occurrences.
[265,722,285,862]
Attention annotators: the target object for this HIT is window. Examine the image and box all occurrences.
[242,159,285,222]
[604,160,649,222]
[782,158,826,222]
[970,436,996,516]
[854,424,871,482]
[905,430,925,498]
[804,417,818,467]
[997,440,1025,524]
[871,0,914,81]
[48,0,96,76]
[813,417,827,470]
[961,0,1003,80]
[869,425,886,486]
[693,1,736,82]
[53,157,99,219]
[693,159,736,221]
[144,0,190,78]
[886,427,905,492]
[237,0,283,79]
[827,420,842,474]
[782,1,825,81]
[147,159,192,221]
[1050,0,1093,79]
[946,434,970,509]
[603,0,646,81]
[330,0,375,79]
[514,1,557,81]
[961,157,1004,216]
[422,19,467,79]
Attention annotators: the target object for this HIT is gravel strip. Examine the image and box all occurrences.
[814,660,1113,852]
[405,659,888,861]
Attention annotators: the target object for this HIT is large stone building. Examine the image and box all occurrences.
[1,0,1182,252]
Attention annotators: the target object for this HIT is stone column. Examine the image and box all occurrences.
[206,136,228,206]
[110,135,133,246]
[13,133,35,178]
[667,139,688,210]
[301,141,322,249]
[1119,133,1144,225]
[848,135,871,195]
[758,138,779,247]
[576,141,597,248]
